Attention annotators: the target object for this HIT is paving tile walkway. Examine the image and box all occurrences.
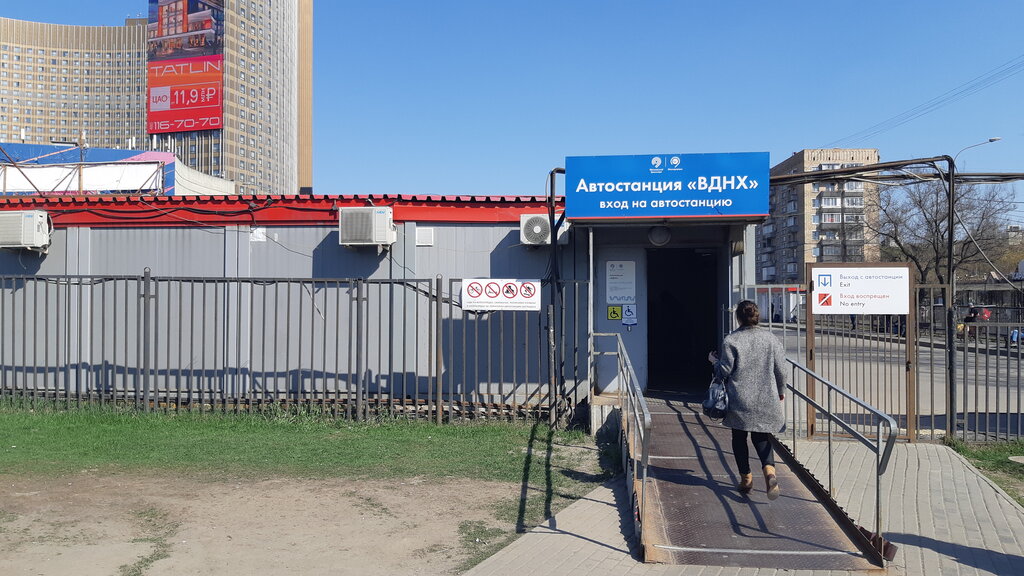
[465,442,1024,576]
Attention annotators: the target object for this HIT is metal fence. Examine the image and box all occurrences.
[0,271,590,423]
[739,283,1024,442]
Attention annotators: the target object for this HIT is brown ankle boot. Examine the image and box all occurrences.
[763,465,780,500]
[737,473,754,493]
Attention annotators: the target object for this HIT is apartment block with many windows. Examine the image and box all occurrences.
[757,148,880,285]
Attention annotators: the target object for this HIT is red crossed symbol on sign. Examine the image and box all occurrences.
[467,282,483,298]
[484,282,500,298]
[520,283,536,298]
[818,293,832,306]
[502,283,519,298]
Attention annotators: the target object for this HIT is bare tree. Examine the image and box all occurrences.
[865,178,1014,284]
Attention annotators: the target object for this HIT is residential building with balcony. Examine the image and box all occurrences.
[757,148,880,284]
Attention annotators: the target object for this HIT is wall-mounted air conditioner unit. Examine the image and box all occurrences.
[520,214,569,246]
[338,206,397,246]
[0,210,52,252]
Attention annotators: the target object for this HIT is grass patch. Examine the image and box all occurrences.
[457,520,517,571]
[944,437,1024,507]
[0,402,606,485]
[119,506,180,576]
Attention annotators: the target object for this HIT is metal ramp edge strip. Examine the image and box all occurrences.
[771,436,897,565]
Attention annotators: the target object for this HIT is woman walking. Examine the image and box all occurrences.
[708,300,788,500]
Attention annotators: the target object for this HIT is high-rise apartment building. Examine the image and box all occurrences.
[757,149,880,284]
[0,17,148,149]
[0,0,312,196]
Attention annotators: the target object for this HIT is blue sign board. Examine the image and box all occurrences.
[564,152,769,219]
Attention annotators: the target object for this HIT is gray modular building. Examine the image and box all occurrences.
[0,178,761,424]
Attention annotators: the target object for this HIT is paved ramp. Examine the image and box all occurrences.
[640,395,880,570]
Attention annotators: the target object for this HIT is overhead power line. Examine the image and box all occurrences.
[824,52,1024,148]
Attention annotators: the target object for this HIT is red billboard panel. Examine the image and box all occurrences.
[146,0,224,135]
[147,55,223,134]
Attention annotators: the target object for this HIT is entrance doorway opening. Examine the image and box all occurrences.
[647,248,719,394]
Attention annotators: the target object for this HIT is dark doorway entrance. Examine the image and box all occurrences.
[647,248,719,393]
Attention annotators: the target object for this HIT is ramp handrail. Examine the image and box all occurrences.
[591,332,651,541]
[785,358,898,563]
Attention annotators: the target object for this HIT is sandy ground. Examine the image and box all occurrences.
[0,471,522,576]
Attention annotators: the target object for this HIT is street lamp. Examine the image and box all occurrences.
[944,137,1001,438]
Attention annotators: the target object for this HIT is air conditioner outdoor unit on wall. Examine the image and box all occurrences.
[0,210,52,252]
[338,206,397,246]
[520,214,569,246]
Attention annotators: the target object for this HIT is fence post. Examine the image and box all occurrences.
[435,275,443,425]
[354,279,364,422]
[945,283,957,439]
[547,304,557,427]
[141,268,152,412]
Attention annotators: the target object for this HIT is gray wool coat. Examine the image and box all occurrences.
[712,325,788,433]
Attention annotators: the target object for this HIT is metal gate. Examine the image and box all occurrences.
[740,281,1024,442]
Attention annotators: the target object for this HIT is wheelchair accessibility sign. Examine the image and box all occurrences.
[607,304,638,326]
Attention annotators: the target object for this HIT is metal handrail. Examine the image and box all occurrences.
[591,333,651,540]
[785,358,898,563]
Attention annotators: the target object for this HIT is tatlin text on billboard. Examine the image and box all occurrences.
[146,0,225,135]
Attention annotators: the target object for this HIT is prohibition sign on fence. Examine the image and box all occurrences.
[461,279,541,311]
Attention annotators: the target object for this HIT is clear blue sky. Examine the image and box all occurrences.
[5,1,1024,215]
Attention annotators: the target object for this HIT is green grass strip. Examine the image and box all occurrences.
[0,402,604,485]
[945,437,1024,507]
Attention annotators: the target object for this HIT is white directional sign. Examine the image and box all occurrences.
[462,279,541,311]
[811,266,910,315]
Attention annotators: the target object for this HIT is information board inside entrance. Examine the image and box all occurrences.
[810,266,910,315]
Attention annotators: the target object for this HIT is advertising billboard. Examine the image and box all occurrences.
[564,152,769,220]
[146,0,225,134]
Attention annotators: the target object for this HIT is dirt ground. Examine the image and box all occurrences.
[0,471,523,576]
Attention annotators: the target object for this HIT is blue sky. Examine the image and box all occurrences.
[4,1,1024,214]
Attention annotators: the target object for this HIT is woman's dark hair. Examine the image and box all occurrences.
[735,300,760,327]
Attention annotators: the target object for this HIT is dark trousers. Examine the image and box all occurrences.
[731,429,775,474]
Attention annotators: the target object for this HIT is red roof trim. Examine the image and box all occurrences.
[0,194,562,228]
